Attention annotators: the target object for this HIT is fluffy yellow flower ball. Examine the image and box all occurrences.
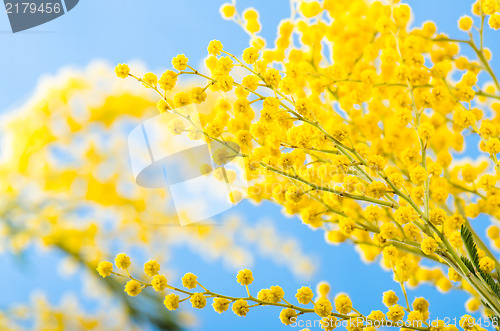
[219,3,235,19]
[151,275,168,291]
[295,286,314,304]
[236,269,254,286]
[212,298,231,314]
[334,294,352,314]
[458,16,473,31]
[479,256,495,273]
[279,308,297,325]
[144,260,160,277]
[232,299,249,316]
[124,280,142,297]
[386,304,405,322]
[190,292,207,309]
[382,290,398,307]
[172,54,189,71]
[114,253,131,270]
[114,63,130,78]
[421,237,439,255]
[164,294,180,311]
[207,39,223,56]
[182,272,198,289]
[96,261,113,278]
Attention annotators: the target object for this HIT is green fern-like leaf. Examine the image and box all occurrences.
[481,270,500,297]
[461,256,476,274]
[461,225,480,269]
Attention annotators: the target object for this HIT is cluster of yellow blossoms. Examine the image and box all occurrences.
[106,0,500,329]
[98,253,488,331]
[0,63,315,329]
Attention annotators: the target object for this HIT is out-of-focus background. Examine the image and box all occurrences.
[0,1,498,330]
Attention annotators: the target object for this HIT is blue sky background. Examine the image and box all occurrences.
[0,1,499,330]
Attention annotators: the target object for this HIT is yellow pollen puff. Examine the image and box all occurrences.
[314,297,333,317]
[339,218,355,236]
[157,99,170,113]
[207,39,223,56]
[487,226,500,239]
[295,286,314,304]
[458,16,474,31]
[430,208,447,225]
[243,8,259,20]
[96,261,113,278]
[383,245,399,263]
[242,47,260,64]
[151,275,168,291]
[386,304,405,322]
[190,292,207,309]
[479,256,495,273]
[245,19,261,34]
[317,282,330,297]
[394,206,413,224]
[232,299,250,316]
[380,222,398,240]
[382,290,399,307]
[216,56,234,75]
[279,308,297,325]
[114,253,131,270]
[478,174,496,191]
[159,70,177,91]
[124,280,142,297]
[216,75,234,92]
[242,74,260,90]
[334,294,352,314]
[182,272,198,289]
[285,186,302,203]
[212,297,231,313]
[410,166,427,185]
[251,36,266,50]
[236,268,254,285]
[448,268,461,282]
[490,14,500,29]
[326,231,347,248]
[173,91,191,108]
[269,286,285,303]
[421,237,438,255]
[172,54,189,71]
[144,260,160,276]
[190,87,207,104]
[164,294,180,311]
[142,72,157,88]
[418,122,435,141]
[299,1,322,18]
[466,298,480,312]
[220,3,235,19]
[114,63,130,78]
[482,0,500,15]
[485,137,500,154]
[263,68,282,87]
